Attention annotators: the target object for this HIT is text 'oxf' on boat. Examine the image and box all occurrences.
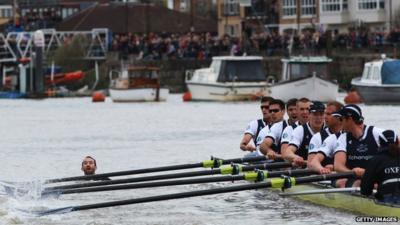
[109,65,169,102]
[268,56,338,102]
[351,54,400,104]
[184,56,269,101]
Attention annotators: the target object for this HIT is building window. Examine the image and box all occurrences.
[283,0,296,17]
[358,0,384,10]
[343,0,348,10]
[224,24,239,37]
[224,0,239,16]
[302,0,316,16]
[321,0,341,12]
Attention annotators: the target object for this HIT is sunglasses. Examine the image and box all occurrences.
[269,109,281,113]
[260,105,269,110]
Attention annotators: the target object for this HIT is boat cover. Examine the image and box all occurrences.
[381,60,400,84]
[217,60,266,82]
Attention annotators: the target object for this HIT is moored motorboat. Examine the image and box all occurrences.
[269,56,338,102]
[351,55,400,104]
[109,66,169,102]
[185,56,269,101]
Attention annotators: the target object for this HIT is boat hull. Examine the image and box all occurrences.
[269,76,338,102]
[186,82,268,101]
[351,78,400,104]
[109,88,169,102]
[283,184,400,216]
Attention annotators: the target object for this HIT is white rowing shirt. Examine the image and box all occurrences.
[280,122,299,144]
[308,127,332,154]
[244,119,268,143]
[289,123,318,149]
[255,125,270,147]
[318,133,342,158]
[265,120,290,146]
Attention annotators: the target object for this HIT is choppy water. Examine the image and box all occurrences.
[0,95,399,225]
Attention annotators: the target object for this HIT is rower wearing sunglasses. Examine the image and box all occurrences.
[239,96,274,153]
[254,99,286,159]
[259,98,298,161]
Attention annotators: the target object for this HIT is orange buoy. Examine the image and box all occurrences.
[344,90,362,104]
[92,91,105,102]
[182,91,192,101]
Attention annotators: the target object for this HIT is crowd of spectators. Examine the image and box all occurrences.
[110,29,400,60]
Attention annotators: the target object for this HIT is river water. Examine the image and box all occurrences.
[0,94,399,225]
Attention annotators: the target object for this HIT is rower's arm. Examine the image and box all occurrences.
[259,137,274,155]
[333,151,351,172]
[308,153,326,173]
[240,134,255,151]
[282,145,299,162]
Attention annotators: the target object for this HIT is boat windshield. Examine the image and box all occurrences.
[127,69,159,79]
[217,60,266,82]
[289,63,329,80]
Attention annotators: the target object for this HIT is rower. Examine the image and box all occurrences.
[361,130,400,204]
[282,101,325,166]
[259,99,296,160]
[279,98,310,159]
[307,101,343,165]
[286,98,298,126]
[240,96,273,152]
[333,104,386,188]
[308,110,343,174]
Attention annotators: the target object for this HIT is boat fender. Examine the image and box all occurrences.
[344,91,362,104]
[182,92,192,101]
[92,91,105,102]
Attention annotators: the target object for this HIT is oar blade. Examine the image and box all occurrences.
[33,206,75,217]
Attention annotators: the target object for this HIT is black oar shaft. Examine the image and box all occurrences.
[45,162,291,191]
[45,156,266,184]
[47,169,315,195]
[62,172,356,213]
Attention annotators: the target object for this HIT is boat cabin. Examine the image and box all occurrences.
[360,56,400,85]
[281,56,332,81]
[190,56,267,83]
[110,66,160,89]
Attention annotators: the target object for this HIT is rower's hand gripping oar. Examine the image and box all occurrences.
[31,172,356,216]
[44,161,292,191]
[42,168,317,197]
[45,156,267,184]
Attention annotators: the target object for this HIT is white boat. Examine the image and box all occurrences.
[109,66,169,102]
[269,56,338,102]
[351,55,400,104]
[185,56,269,101]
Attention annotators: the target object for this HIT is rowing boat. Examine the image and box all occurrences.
[281,183,400,216]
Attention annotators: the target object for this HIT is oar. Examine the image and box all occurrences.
[42,169,316,197]
[44,161,292,191]
[32,172,355,216]
[279,187,377,196]
[45,156,267,184]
